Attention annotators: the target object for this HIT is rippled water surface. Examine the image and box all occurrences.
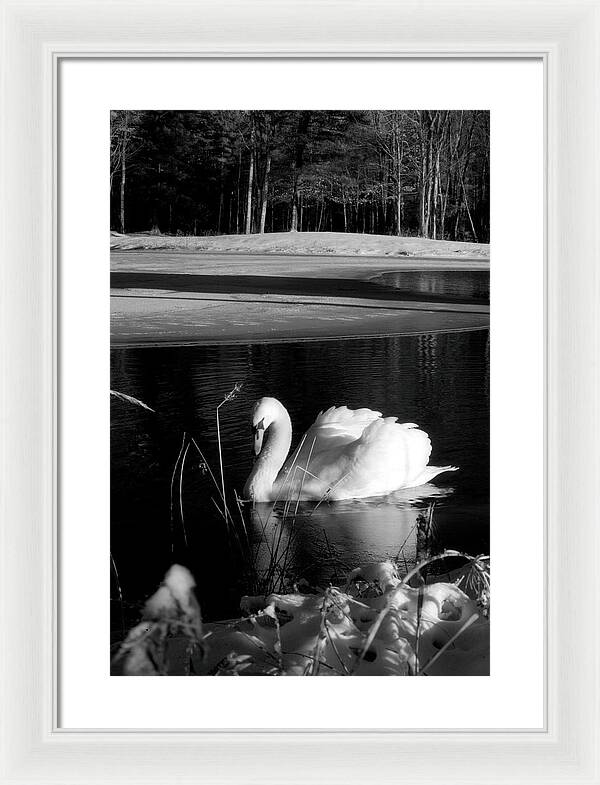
[111,329,489,629]
[373,269,489,304]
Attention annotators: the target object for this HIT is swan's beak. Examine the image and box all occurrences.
[252,419,265,456]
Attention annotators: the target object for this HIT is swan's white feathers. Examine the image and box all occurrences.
[328,416,435,498]
[314,405,382,428]
[276,405,446,499]
[247,399,456,501]
[280,405,379,476]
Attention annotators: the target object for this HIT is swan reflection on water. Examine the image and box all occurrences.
[247,481,456,585]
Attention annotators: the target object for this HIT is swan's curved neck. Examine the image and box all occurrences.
[245,407,292,501]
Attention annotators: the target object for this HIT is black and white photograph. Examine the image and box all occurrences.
[109,109,490,677]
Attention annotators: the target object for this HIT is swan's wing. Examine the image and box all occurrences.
[330,418,435,498]
[278,406,382,483]
[276,407,453,501]
[313,405,383,437]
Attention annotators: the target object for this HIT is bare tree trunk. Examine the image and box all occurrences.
[119,111,129,234]
[235,149,241,234]
[454,113,477,241]
[245,147,254,235]
[290,194,299,231]
[395,124,403,236]
[419,126,427,236]
[440,173,449,239]
[290,111,311,231]
[317,199,324,231]
[424,126,434,237]
[259,150,271,233]
[459,169,478,241]
[217,157,224,234]
[454,204,462,239]
[433,111,449,240]
[432,144,441,239]
[120,151,126,234]
[379,151,387,232]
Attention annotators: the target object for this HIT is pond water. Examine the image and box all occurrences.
[111,266,490,306]
[111,328,490,631]
[371,269,489,304]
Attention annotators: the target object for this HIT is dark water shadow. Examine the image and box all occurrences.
[111,271,489,306]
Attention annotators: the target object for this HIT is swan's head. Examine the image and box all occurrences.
[245,398,294,501]
[250,397,286,456]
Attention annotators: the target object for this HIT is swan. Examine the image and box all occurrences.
[243,397,457,502]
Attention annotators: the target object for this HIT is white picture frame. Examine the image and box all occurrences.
[1,0,598,782]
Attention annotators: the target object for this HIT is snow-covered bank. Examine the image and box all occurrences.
[112,560,490,677]
[110,230,490,259]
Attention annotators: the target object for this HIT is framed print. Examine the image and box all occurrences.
[1,0,599,783]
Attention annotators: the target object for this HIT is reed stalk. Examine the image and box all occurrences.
[110,551,125,637]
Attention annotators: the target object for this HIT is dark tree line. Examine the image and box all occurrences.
[110,110,489,243]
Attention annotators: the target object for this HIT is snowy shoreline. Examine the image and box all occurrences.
[110,230,490,259]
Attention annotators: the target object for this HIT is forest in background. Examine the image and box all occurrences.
[110,110,489,243]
